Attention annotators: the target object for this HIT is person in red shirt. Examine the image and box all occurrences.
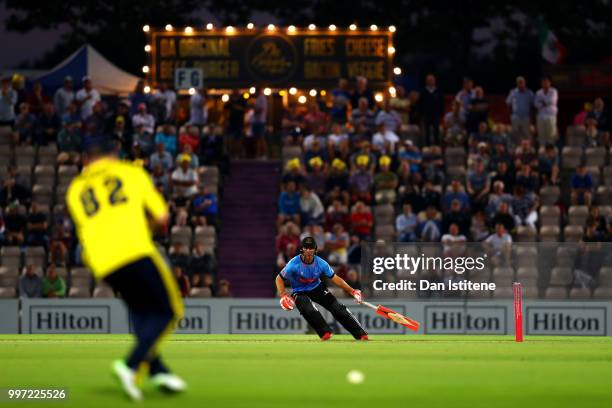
[350,201,373,239]
[178,125,200,152]
[275,221,301,254]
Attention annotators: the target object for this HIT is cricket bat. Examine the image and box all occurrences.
[360,301,420,331]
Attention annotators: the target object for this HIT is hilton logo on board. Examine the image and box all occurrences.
[230,307,304,333]
[425,306,507,334]
[30,306,110,333]
[526,307,606,335]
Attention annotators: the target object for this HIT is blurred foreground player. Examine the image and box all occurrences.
[66,139,186,401]
[275,236,368,340]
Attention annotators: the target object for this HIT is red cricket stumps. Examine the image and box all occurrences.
[513,282,524,342]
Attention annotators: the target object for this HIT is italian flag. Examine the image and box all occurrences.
[538,22,567,64]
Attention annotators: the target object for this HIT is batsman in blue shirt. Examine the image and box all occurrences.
[275,236,368,340]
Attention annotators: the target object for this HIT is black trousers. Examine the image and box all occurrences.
[293,284,367,339]
[105,257,181,374]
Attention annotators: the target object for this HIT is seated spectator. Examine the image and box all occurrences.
[330,78,351,124]
[49,218,73,266]
[277,242,297,271]
[514,139,538,169]
[178,125,200,152]
[349,140,376,172]
[174,265,190,297]
[281,103,305,143]
[398,139,423,174]
[441,223,468,253]
[19,264,42,298]
[84,101,106,137]
[586,206,607,234]
[396,203,418,242]
[468,122,491,147]
[128,80,150,116]
[4,203,26,244]
[372,124,400,155]
[132,102,155,135]
[349,155,373,204]
[470,211,489,241]
[149,142,173,173]
[56,120,82,165]
[350,201,373,240]
[299,185,324,226]
[178,143,200,169]
[169,243,190,272]
[490,201,515,233]
[305,157,327,197]
[42,265,66,298]
[490,161,514,194]
[0,165,31,206]
[303,138,328,169]
[485,223,512,265]
[276,222,301,254]
[132,124,154,155]
[421,181,442,210]
[26,201,48,247]
[466,160,491,212]
[282,158,306,188]
[304,102,327,135]
[325,159,349,205]
[110,116,131,155]
[486,181,514,219]
[515,164,539,195]
[171,154,199,206]
[154,123,178,156]
[467,141,491,169]
[443,180,470,213]
[325,200,350,231]
[36,103,61,145]
[277,181,301,228]
[582,222,603,242]
[327,122,349,157]
[512,185,538,229]
[216,279,232,297]
[375,99,402,134]
[13,102,36,144]
[190,185,218,227]
[151,163,170,198]
[443,100,466,146]
[350,97,376,134]
[188,241,215,278]
[538,143,559,186]
[417,205,442,242]
[442,199,471,236]
[374,156,398,204]
[199,273,216,296]
[26,82,49,115]
[488,142,512,173]
[422,145,445,185]
[573,102,592,126]
[325,223,350,264]
[588,97,608,133]
[570,165,593,207]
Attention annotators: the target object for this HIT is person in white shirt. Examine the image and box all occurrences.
[153,82,176,123]
[372,123,400,154]
[534,77,558,144]
[441,223,467,255]
[171,154,199,202]
[190,88,208,127]
[53,76,75,117]
[131,103,155,135]
[485,223,513,265]
[75,77,100,120]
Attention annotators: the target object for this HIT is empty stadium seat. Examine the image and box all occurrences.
[569,287,592,299]
[585,147,607,167]
[539,205,560,226]
[539,186,560,205]
[563,225,584,242]
[562,146,583,169]
[565,126,586,146]
[24,247,46,268]
[0,287,16,298]
[545,287,568,299]
[1,247,22,269]
[14,146,36,166]
[189,287,212,298]
[568,205,589,226]
[68,287,91,298]
[549,267,573,285]
[539,225,560,242]
[516,225,537,242]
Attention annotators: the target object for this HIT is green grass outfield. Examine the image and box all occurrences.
[1,335,611,408]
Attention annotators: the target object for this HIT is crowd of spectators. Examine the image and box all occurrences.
[275,74,612,295]
[0,75,229,298]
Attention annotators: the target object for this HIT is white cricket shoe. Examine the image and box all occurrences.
[112,360,143,401]
[151,373,188,393]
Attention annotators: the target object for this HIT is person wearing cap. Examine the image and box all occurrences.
[0,76,18,127]
[305,157,326,197]
[153,123,177,156]
[281,158,305,187]
[53,76,75,117]
[325,159,350,206]
[189,185,218,228]
[171,154,199,205]
[133,102,156,136]
[303,138,328,171]
[275,236,368,341]
[374,155,398,204]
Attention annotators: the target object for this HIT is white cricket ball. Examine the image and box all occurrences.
[346,370,365,384]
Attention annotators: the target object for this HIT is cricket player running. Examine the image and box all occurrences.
[275,236,368,340]
[66,139,185,401]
